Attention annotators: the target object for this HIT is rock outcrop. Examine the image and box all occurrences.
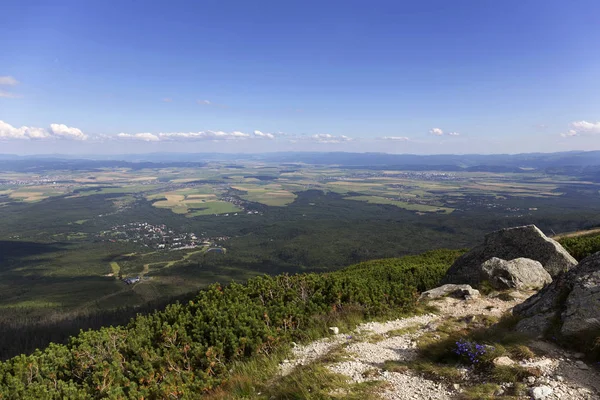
[442,225,576,287]
[514,251,600,337]
[418,284,480,301]
[481,257,552,290]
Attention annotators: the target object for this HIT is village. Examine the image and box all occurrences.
[97,222,230,251]
[319,170,462,182]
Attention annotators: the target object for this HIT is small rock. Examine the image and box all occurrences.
[329,326,339,335]
[573,352,585,359]
[577,362,589,370]
[531,385,553,399]
[527,376,537,385]
[555,375,564,382]
[493,356,516,367]
[418,284,480,301]
[452,383,460,390]
[424,321,440,331]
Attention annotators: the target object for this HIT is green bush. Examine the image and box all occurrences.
[558,232,600,261]
[0,249,463,399]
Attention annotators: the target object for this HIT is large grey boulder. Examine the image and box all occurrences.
[442,225,576,286]
[514,251,600,337]
[481,257,552,290]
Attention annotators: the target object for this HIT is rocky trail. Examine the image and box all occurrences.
[278,292,600,400]
[273,225,600,399]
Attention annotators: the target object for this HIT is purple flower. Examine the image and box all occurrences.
[454,339,488,366]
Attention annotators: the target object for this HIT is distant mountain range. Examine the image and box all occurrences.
[0,151,599,176]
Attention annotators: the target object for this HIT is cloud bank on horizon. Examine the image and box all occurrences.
[1,117,596,153]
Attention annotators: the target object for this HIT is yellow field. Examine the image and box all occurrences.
[185,194,215,199]
[9,191,48,202]
[147,189,242,215]
[110,262,120,275]
[231,184,296,206]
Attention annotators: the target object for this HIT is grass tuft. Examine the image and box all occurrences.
[458,383,501,400]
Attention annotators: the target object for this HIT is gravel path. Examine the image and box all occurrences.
[278,292,600,400]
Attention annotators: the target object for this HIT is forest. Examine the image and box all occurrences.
[0,249,461,398]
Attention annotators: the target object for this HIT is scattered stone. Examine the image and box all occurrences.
[329,326,339,335]
[424,321,440,331]
[480,257,552,290]
[418,284,480,301]
[493,356,516,366]
[531,385,553,399]
[442,225,576,286]
[527,376,537,384]
[576,361,589,370]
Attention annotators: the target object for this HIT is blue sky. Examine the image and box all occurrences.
[1,0,600,154]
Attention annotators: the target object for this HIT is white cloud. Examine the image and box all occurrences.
[560,120,600,138]
[560,129,578,138]
[0,120,88,141]
[198,100,211,105]
[0,90,22,98]
[0,120,33,139]
[49,123,88,140]
[428,128,459,137]
[0,76,21,98]
[159,130,251,141]
[570,120,600,134]
[26,127,51,139]
[0,76,19,86]
[253,130,275,139]
[311,134,353,143]
[381,136,409,141]
[117,132,160,142]
[162,98,173,103]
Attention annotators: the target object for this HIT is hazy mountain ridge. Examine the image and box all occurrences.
[0,150,599,173]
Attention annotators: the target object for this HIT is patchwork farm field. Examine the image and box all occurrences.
[345,195,454,213]
[231,184,297,206]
